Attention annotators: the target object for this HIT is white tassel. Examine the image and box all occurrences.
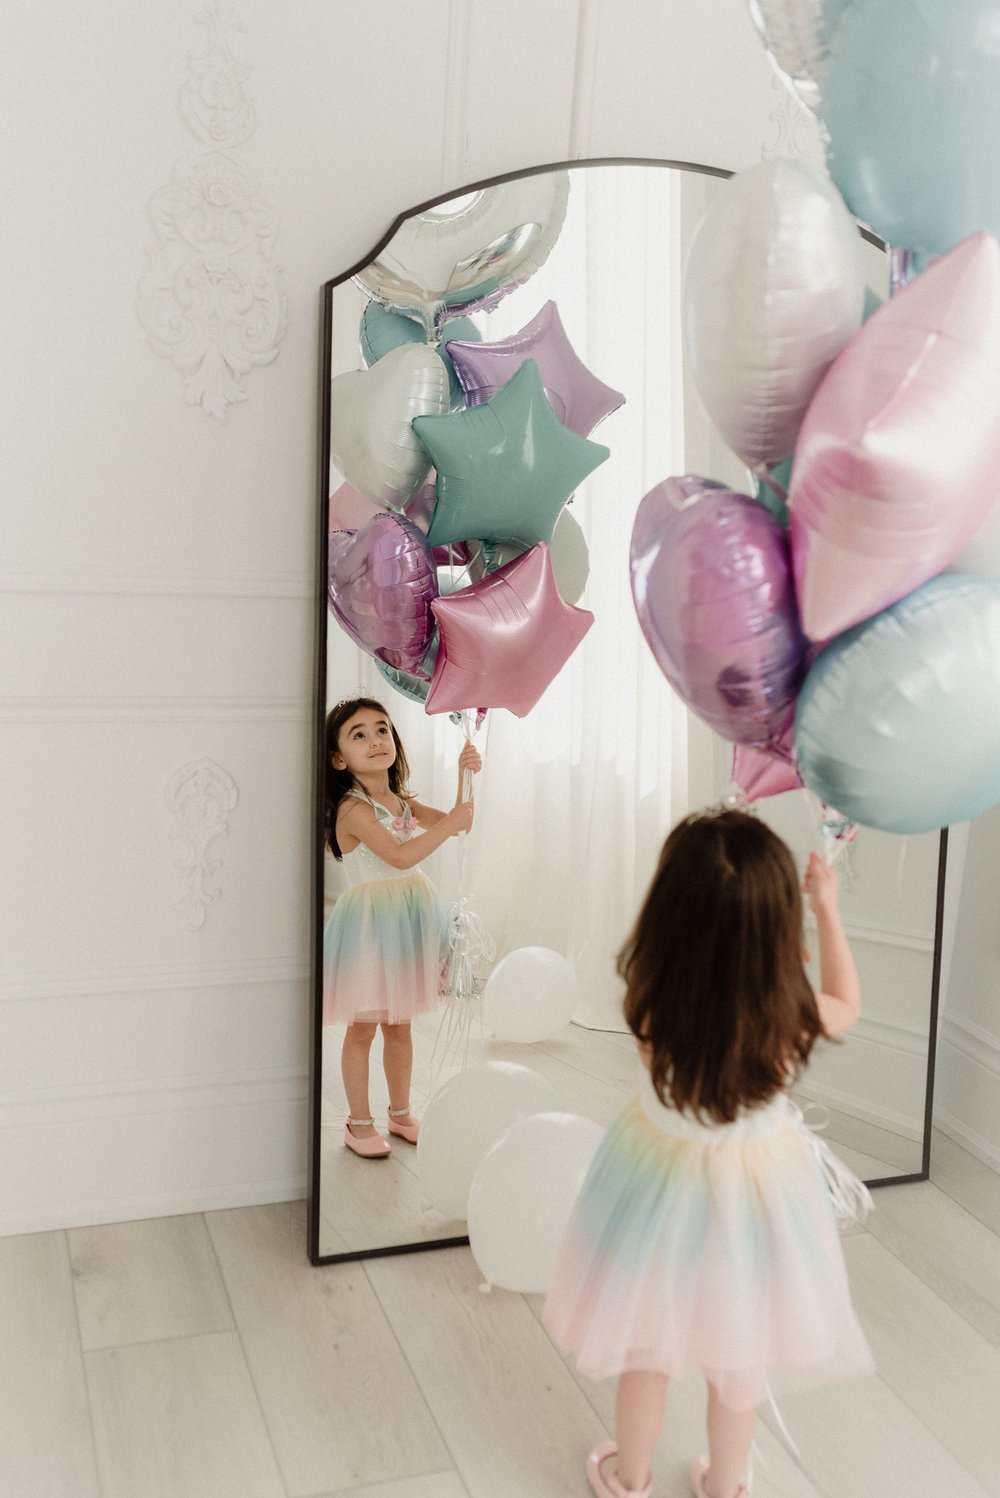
[793,1102,874,1227]
[446,894,495,1002]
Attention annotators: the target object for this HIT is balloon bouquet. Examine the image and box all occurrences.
[325,172,625,1042]
[632,0,1000,842]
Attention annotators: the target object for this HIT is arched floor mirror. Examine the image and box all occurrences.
[309,157,948,1267]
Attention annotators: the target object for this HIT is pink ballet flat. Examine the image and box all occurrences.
[386,1105,420,1143]
[344,1118,391,1158]
[690,1456,748,1498]
[587,1441,652,1498]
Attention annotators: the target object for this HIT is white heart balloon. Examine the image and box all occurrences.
[683,158,865,469]
[329,343,448,508]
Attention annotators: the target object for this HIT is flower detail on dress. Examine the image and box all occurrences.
[392,815,419,833]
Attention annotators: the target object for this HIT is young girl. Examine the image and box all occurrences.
[323,695,481,1159]
[543,809,874,1498]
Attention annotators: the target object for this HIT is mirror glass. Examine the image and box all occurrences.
[312,160,945,1264]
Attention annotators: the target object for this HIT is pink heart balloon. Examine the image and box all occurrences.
[328,481,385,533]
[790,231,1000,641]
[327,513,438,676]
[425,543,593,717]
[630,476,808,746]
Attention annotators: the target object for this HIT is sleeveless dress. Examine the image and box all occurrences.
[542,1063,875,1411]
[322,791,452,1026]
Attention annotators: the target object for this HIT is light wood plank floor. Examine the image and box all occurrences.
[2,1131,999,1497]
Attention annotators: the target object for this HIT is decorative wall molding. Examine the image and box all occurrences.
[804,910,935,955]
[794,1074,924,1143]
[0,697,308,724]
[760,71,823,164]
[0,1067,306,1129]
[0,569,312,599]
[853,1013,930,1059]
[940,1013,1000,1083]
[165,758,239,929]
[568,0,600,160]
[137,0,287,422]
[441,0,473,187]
[0,956,307,1004]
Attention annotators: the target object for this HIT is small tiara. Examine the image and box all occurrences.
[695,788,759,818]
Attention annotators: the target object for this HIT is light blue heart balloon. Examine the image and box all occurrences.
[795,573,1000,833]
[820,0,1000,257]
[359,302,480,409]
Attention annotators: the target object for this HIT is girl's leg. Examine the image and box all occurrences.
[381,1022,416,1124]
[703,1383,756,1498]
[340,1022,379,1136]
[613,1370,669,1492]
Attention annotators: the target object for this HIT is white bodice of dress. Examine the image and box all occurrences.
[637,1062,791,1143]
[339,791,424,888]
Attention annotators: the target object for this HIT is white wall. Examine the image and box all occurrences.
[2,0,995,1236]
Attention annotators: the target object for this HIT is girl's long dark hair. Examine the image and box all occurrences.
[618,809,823,1123]
[324,696,412,859]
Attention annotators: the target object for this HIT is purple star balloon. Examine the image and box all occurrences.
[328,513,438,677]
[446,300,625,438]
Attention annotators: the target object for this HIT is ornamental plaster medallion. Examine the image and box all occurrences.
[138,1,287,421]
[165,759,239,930]
[760,73,824,168]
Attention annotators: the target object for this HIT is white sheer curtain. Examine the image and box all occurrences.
[328,165,714,1029]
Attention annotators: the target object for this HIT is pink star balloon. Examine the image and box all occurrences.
[790,231,1000,642]
[446,300,625,438]
[425,542,594,717]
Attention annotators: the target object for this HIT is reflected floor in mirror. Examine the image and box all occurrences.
[318,1012,921,1260]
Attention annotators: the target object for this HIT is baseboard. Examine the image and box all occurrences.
[794,1075,924,1143]
[0,1178,307,1238]
[933,1108,1000,1175]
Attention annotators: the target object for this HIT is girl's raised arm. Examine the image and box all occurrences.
[803,852,861,1038]
[338,796,470,870]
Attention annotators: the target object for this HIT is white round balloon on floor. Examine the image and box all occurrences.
[468,1110,604,1293]
[416,1060,561,1222]
[483,946,580,1043]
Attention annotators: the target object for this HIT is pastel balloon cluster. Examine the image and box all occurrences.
[635,147,1000,834]
[327,176,626,720]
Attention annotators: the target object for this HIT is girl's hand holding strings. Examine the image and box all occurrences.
[457,741,482,781]
[803,851,839,920]
[448,799,474,835]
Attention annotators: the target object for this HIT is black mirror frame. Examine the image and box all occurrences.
[307,156,944,1267]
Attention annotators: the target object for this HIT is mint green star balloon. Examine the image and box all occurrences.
[413,359,610,551]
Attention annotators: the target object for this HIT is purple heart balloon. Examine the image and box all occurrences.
[328,513,438,677]
[630,476,808,745]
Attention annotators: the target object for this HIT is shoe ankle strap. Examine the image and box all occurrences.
[347,1117,374,1127]
[388,1106,411,1118]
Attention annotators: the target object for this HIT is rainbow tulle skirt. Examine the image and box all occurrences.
[322,871,451,1025]
[543,1081,874,1410]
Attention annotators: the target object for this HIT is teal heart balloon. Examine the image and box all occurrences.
[820,0,1000,258]
[413,359,610,551]
[795,573,1000,833]
[360,302,481,409]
